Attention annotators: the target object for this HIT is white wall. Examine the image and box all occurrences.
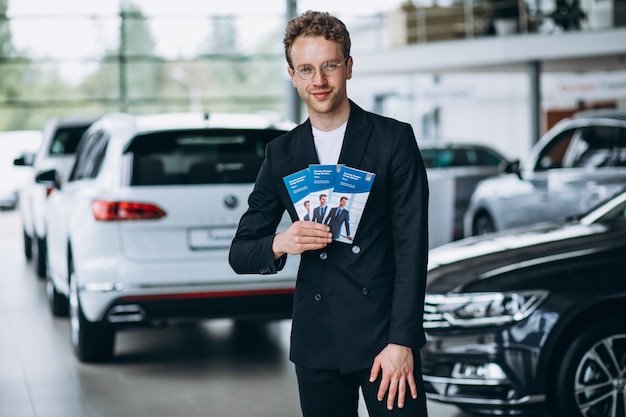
[349,70,626,164]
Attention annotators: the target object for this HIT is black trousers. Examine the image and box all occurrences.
[295,353,428,417]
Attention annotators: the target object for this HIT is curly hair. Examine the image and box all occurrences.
[283,10,351,69]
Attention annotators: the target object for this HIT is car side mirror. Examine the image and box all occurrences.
[13,152,35,167]
[35,169,61,191]
[503,160,522,179]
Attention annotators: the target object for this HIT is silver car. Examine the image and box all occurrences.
[464,109,626,237]
[16,116,98,277]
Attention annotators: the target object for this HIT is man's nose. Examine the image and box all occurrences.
[311,67,327,84]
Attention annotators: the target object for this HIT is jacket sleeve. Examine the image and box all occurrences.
[229,144,288,275]
[387,123,429,350]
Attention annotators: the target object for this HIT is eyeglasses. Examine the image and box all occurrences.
[291,57,349,80]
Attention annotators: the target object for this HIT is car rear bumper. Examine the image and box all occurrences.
[79,281,295,325]
[100,288,293,325]
[70,250,299,323]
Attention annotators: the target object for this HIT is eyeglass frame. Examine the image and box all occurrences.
[290,56,350,81]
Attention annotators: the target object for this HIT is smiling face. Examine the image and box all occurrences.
[288,36,352,130]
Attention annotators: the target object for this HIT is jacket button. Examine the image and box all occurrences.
[314,293,323,301]
[352,245,361,255]
[319,252,328,260]
[362,288,369,295]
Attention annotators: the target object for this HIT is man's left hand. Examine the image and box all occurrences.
[369,343,418,410]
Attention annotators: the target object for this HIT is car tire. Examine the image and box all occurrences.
[552,320,626,417]
[69,259,115,362]
[34,236,47,278]
[23,229,32,261]
[47,275,69,317]
[473,213,495,235]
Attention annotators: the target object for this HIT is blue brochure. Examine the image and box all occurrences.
[282,168,311,221]
[324,166,376,244]
[307,164,342,224]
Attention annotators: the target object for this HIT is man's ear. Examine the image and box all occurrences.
[288,66,297,87]
[346,56,353,80]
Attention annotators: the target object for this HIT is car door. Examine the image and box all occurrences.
[543,123,626,222]
[46,131,108,287]
[488,128,578,230]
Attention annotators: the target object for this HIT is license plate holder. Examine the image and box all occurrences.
[188,227,236,250]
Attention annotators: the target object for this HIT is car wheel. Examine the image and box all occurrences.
[69,259,115,362]
[34,236,47,278]
[47,275,69,317]
[552,320,626,417]
[23,229,32,261]
[473,213,495,235]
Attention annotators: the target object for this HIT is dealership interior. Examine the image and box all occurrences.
[1,0,626,416]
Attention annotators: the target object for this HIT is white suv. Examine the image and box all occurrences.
[464,109,626,237]
[16,116,98,277]
[38,111,297,362]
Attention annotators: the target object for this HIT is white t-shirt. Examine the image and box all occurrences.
[312,121,347,165]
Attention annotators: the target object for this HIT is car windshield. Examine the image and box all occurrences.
[568,125,626,168]
[581,190,626,226]
[49,125,91,155]
[125,129,284,185]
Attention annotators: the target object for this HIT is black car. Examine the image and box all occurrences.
[421,189,626,416]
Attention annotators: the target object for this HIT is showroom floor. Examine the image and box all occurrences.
[0,209,468,417]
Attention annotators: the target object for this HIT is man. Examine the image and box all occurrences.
[229,10,429,417]
[324,196,351,240]
[303,200,311,221]
[311,193,328,223]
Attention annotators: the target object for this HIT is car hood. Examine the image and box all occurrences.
[426,220,623,294]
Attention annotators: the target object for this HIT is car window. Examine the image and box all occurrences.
[421,149,469,168]
[421,149,450,168]
[69,131,108,181]
[470,149,504,166]
[421,147,503,168]
[535,128,576,171]
[567,126,626,168]
[125,129,284,186]
[48,125,91,156]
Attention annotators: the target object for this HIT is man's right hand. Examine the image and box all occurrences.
[272,221,332,258]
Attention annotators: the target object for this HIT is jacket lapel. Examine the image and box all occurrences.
[338,101,372,169]
[291,119,319,169]
[290,101,372,170]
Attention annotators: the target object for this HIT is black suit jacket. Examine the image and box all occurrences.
[229,101,429,373]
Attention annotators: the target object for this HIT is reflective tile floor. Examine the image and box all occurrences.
[0,210,468,417]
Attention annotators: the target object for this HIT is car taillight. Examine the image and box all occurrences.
[45,186,55,198]
[92,200,166,221]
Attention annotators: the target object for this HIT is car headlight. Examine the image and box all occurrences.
[424,290,548,328]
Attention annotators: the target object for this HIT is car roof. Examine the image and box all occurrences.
[418,140,507,158]
[419,140,499,150]
[0,130,42,140]
[0,130,42,155]
[572,108,626,122]
[45,115,101,129]
[90,112,296,136]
